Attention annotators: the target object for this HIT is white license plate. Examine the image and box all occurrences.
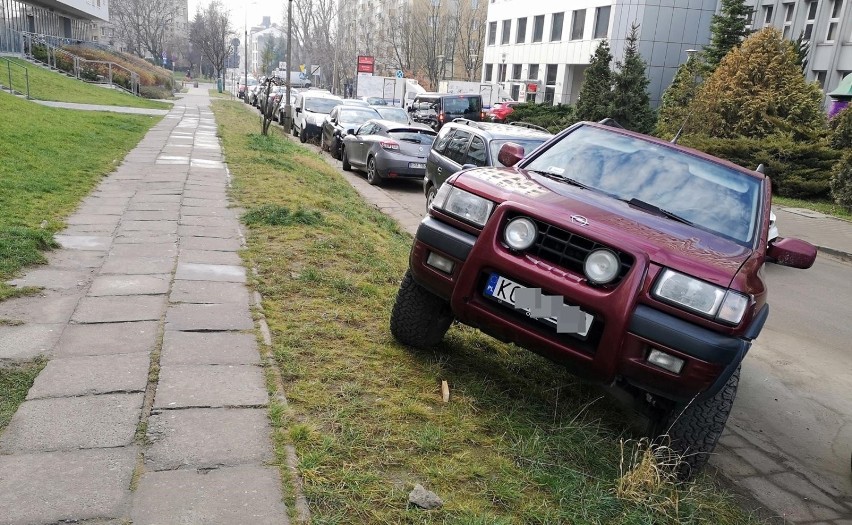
[409,162,426,169]
[483,273,592,336]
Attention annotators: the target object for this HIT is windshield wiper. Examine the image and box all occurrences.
[526,169,592,190]
[623,198,693,226]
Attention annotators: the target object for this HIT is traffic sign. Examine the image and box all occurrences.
[395,70,403,78]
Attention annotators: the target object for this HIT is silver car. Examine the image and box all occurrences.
[372,106,411,125]
[340,120,437,186]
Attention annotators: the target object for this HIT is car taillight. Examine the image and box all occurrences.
[438,112,445,122]
[380,141,400,150]
[480,111,486,120]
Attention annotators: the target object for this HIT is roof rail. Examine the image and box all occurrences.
[451,117,485,129]
[508,121,549,133]
[598,118,625,129]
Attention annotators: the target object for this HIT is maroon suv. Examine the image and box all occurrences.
[390,121,816,477]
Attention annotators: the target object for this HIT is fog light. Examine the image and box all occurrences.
[427,252,454,274]
[647,349,685,374]
[504,217,537,251]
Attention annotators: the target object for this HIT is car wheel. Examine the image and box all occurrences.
[366,157,381,186]
[390,270,453,349]
[330,138,340,160]
[648,365,740,481]
[291,124,297,137]
[299,127,307,143]
[425,184,437,210]
[341,146,352,171]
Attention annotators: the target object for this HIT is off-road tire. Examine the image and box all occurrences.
[653,365,740,480]
[341,147,352,171]
[390,270,454,349]
[366,157,381,186]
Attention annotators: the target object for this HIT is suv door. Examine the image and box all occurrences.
[425,126,456,191]
[436,128,472,188]
[463,134,489,167]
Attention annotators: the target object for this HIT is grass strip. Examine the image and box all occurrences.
[213,99,763,524]
[0,359,46,432]
[773,196,852,221]
[3,57,170,109]
[0,91,160,297]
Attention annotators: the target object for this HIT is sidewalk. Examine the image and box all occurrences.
[33,99,171,115]
[774,206,852,259]
[0,86,288,524]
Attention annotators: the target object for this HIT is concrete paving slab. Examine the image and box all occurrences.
[131,194,182,204]
[177,225,240,238]
[154,365,267,408]
[45,250,105,269]
[0,294,79,324]
[8,268,91,290]
[178,249,242,265]
[160,331,260,365]
[174,263,246,283]
[123,210,181,221]
[74,205,126,216]
[101,255,175,274]
[114,232,179,245]
[60,224,119,235]
[169,280,250,305]
[65,214,121,226]
[180,236,242,252]
[179,215,238,227]
[0,447,136,525]
[78,197,131,208]
[0,393,144,452]
[127,201,181,212]
[180,206,234,217]
[182,197,228,208]
[55,321,159,356]
[54,235,112,251]
[145,408,272,470]
[118,220,178,233]
[0,323,63,361]
[88,274,171,296]
[131,466,288,525]
[164,303,253,331]
[73,295,166,323]
[110,243,177,259]
[27,353,150,399]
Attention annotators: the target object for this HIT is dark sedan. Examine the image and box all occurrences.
[320,106,381,159]
[340,120,436,186]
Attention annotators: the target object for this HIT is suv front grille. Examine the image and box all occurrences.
[521,218,633,285]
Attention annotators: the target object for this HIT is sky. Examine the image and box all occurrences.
[187,0,285,34]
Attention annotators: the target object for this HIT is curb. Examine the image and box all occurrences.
[816,245,852,262]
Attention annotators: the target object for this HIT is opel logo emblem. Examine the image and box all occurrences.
[571,215,589,226]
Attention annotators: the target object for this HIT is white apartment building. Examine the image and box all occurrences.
[745,0,852,97]
[246,25,284,77]
[481,0,719,106]
[0,0,109,52]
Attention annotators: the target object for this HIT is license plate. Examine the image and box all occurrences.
[409,162,426,169]
[483,274,592,336]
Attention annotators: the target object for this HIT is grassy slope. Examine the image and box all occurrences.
[213,99,762,525]
[0,91,160,299]
[2,57,170,109]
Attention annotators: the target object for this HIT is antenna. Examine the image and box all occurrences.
[671,111,692,144]
[755,163,765,174]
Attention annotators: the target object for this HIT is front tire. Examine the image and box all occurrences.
[341,146,352,171]
[650,365,741,480]
[366,157,381,186]
[390,270,453,349]
[330,137,340,160]
[299,126,307,143]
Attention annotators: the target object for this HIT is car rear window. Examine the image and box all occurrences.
[339,108,380,125]
[376,107,409,123]
[388,130,436,145]
[443,96,482,114]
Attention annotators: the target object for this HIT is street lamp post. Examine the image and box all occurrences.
[283,0,294,132]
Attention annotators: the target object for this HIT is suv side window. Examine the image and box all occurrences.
[433,127,455,154]
[465,135,488,167]
[445,130,472,165]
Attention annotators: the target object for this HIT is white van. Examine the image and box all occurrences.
[291,91,342,143]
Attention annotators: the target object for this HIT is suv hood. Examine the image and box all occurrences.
[455,167,755,288]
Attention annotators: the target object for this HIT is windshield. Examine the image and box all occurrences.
[388,129,436,145]
[490,139,549,166]
[339,108,381,126]
[304,98,340,113]
[523,125,762,245]
[376,107,409,123]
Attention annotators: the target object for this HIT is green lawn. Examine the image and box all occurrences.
[0,359,45,432]
[1,57,170,109]
[773,196,852,221]
[0,91,160,299]
[213,99,764,525]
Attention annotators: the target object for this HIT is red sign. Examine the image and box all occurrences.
[526,83,538,93]
[357,55,375,74]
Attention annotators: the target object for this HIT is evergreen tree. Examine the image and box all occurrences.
[610,23,656,133]
[704,0,753,68]
[655,53,705,138]
[792,31,811,74]
[575,40,613,122]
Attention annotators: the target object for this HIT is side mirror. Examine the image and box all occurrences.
[347,128,355,135]
[497,142,525,167]
[766,238,817,269]
[295,107,302,113]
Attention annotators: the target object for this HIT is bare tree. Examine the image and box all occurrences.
[110,0,179,66]
[456,0,486,81]
[384,1,413,73]
[411,0,457,89]
[189,1,232,89]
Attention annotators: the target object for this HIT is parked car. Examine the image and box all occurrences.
[424,119,552,207]
[246,85,263,106]
[488,101,520,123]
[340,98,371,107]
[362,96,390,105]
[238,77,257,99]
[372,106,411,125]
[408,93,485,130]
[341,119,437,186]
[390,119,817,479]
[291,91,343,143]
[320,105,381,159]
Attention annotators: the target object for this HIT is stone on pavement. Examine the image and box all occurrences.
[54,321,159,356]
[154,365,267,408]
[27,353,150,399]
[160,331,260,365]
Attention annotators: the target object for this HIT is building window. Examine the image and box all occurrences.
[499,62,507,82]
[512,64,522,81]
[803,1,818,40]
[488,21,497,45]
[501,19,511,44]
[511,84,521,100]
[551,12,564,42]
[532,15,544,43]
[826,0,843,42]
[593,6,610,39]
[782,3,794,38]
[485,63,493,81]
[516,18,527,43]
[762,5,773,26]
[571,9,586,40]
[528,63,539,80]
[814,70,826,88]
[545,64,558,105]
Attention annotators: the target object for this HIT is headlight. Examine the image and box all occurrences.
[653,269,749,324]
[504,217,537,251]
[584,249,620,285]
[433,186,494,227]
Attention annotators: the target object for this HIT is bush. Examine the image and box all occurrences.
[139,86,172,99]
[682,134,841,199]
[829,105,852,150]
[505,103,577,134]
[830,151,852,211]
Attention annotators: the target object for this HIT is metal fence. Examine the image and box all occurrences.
[0,56,29,98]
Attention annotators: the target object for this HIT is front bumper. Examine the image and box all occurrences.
[409,215,760,402]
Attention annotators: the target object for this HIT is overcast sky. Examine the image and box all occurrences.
[187,0,285,34]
